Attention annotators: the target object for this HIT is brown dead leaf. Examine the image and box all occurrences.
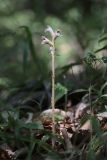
[102,123,107,131]
[75,102,88,119]
[97,112,107,121]
[80,120,92,131]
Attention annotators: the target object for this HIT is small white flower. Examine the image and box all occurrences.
[54,29,61,39]
[41,26,61,54]
[45,26,61,40]
[45,25,54,37]
[41,36,53,46]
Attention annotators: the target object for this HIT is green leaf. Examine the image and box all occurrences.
[80,114,90,127]
[91,116,101,136]
[21,121,44,130]
[100,82,107,95]
[69,89,87,94]
[87,148,96,160]
[99,36,107,42]
[95,45,107,53]
[101,94,107,99]
[19,26,37,63]
[19,26,48,78]
[55,83,67,102]
[26,140,36,160]
[21,41,29,75]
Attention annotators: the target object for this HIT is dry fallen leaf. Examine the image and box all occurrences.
[80,120,92,131]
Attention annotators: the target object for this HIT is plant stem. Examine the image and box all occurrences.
[51,39,55,148]
[42,26,61,148]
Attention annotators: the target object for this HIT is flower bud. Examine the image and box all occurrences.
[45,26,54,38]
[54,29,61,40]
[41,36,53,46]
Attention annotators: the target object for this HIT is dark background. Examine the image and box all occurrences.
[0,0,107,91]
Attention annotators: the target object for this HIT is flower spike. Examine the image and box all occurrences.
[41,26,61,148]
